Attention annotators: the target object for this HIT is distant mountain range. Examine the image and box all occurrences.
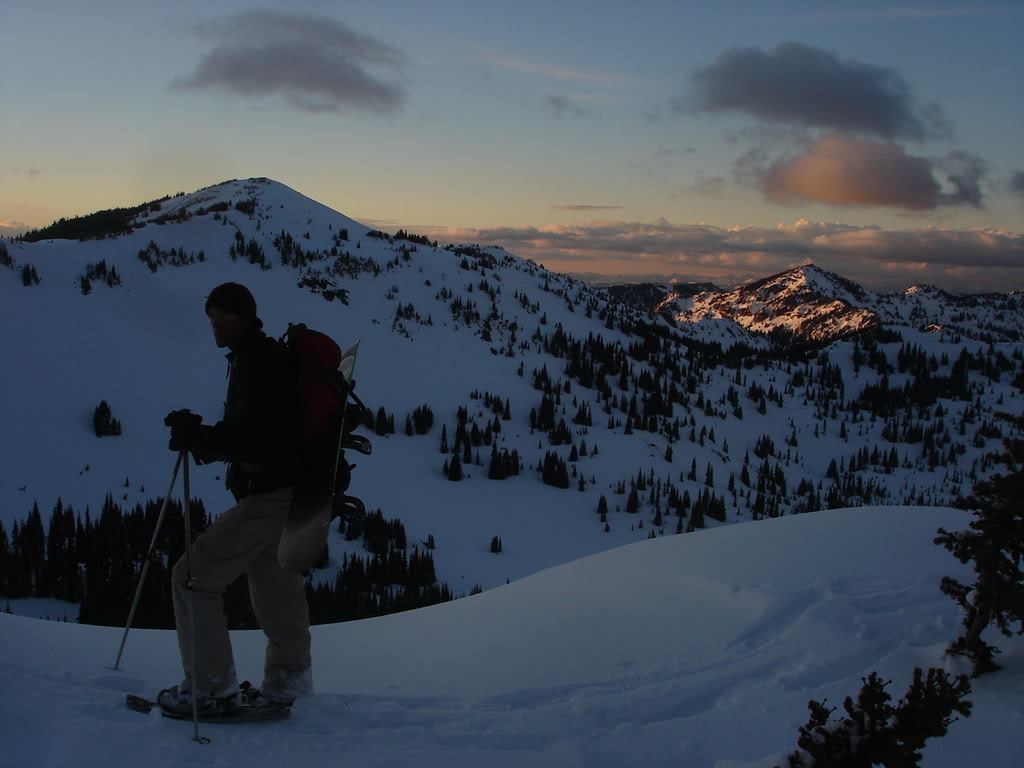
[603,264,1024,344]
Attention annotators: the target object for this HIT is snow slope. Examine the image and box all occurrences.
[1,505,1020,767]
[3,176,1024,601]
[1,178,667,592]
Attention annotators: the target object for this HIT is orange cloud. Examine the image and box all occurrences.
[758,135,987,211]
[763,135,939,208]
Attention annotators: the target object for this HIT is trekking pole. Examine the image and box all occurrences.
[181,451,209,744]
[113,450,185,671]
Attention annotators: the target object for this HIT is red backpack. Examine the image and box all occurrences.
[280,323,369,503]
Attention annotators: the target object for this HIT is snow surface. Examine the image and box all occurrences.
[1,505,1021,767]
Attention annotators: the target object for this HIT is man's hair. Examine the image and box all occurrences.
[205,282,260,326]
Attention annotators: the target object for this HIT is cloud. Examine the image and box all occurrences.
[811,6,999,20]
[551,204,623,211]
[678,172,730,199]
[655,147,696,157]
[476,51,643,88]
[935,150,987,208]
[1010,170,1024,198]
[0,219,30,236]
[747,135,986,210]
[170,9,407,113]
[417,218,1023,292]
[678,46,988,213]
[682,42,951,140]
[761,135,927,209]
[544,95,588,119]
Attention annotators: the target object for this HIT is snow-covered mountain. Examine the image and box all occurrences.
[624,264,1024,344]
[602,280,720,313]
[1,176,1023,605]
[1,176,1022,764]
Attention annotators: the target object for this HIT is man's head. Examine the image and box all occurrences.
[205,282,260,348]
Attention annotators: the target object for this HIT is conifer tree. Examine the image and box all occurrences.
[21,264,40,286]
[92,400,122,437]
[778,668,971,768]
[936,419,1024,675]
[626,488,641,514]
[541,451,570,488]
[447,454,463,481]
[487,446,501,479]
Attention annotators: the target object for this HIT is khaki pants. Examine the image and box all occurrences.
[171,486,312,698]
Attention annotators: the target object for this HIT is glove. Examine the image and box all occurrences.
[165,410,223,465]
[164,409,203,452]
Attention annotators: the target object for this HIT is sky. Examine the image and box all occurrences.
[2,0,1023,292]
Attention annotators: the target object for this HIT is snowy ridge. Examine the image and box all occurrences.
[1,505,1021,767]
[651,264,1024,343]
[673,265,882,342]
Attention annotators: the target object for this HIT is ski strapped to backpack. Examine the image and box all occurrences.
[280,323,371,519]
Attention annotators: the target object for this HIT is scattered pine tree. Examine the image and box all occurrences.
[778,668,971,768]
[936,416,1024,675]
[92,400,122,437]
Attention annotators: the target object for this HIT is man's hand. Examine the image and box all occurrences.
[164,409,203,451]
[164,410,222,465]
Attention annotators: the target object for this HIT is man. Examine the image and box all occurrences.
[158,282,312,716]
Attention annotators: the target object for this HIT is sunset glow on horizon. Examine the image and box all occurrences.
[3,0,1022,292]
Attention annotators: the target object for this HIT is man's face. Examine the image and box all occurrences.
[208,307,249,348]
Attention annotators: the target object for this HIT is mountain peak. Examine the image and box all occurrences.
[669,264,878,341]
[743,263,872,304]
[132,177,371,239]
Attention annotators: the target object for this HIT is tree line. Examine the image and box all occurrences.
[0,495,453,628]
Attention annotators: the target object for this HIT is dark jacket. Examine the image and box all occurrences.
[209,328,300,498]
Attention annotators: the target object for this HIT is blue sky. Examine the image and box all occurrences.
[3,0,1022,291]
